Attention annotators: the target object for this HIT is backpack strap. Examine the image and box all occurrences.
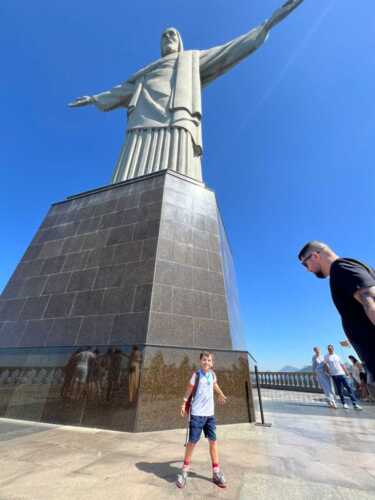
[184,371,200,415]
[191,370,200,400]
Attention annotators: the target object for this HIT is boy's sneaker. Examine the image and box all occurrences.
[213,471,227,488]
[353,403,363,411]
[176,471,188,489]
[343,403,349,409]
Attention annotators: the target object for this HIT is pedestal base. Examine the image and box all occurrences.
[0,170,255,430]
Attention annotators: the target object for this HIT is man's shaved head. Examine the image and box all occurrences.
[298,241,338,279]
[298,241,331,261]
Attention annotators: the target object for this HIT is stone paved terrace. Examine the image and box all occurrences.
[0,389,374,500]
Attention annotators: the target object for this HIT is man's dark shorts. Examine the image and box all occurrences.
[188,415,216,443]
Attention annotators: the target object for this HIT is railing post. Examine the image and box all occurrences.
[254,365,272,428]
[256,370,324,394]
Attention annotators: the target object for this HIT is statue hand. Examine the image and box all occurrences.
[281,0,303,8]
[68,96,94,108]
[266,0,304,31]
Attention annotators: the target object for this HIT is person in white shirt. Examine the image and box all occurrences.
[312,347,336,408]
[176,352,227,489]
[324,345,362,410]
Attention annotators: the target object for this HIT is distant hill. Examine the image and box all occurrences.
[300,365,313,372]
[279,366,299,372]
[279,365,313,372]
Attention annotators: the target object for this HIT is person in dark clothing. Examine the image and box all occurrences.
[298,241,375,382]
[348,355,371,401]
[61,349,81,399]
[106,348,126,402]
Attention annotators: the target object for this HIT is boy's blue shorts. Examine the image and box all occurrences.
[188,415,216,443]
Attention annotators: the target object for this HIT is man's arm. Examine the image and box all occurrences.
[200,0,304,86]
[341,364,350,377]
[354,286,375,326]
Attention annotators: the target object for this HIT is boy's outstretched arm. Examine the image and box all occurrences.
[214,383,227,404]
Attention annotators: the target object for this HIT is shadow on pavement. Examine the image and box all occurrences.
[135,460,212,484]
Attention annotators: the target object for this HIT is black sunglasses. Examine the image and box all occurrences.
[301,251,320,268]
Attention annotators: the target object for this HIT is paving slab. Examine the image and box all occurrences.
[0,390,374,500]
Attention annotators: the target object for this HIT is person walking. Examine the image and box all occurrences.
[298,242,375,385]
[324,345,362,410]
[176,352,227,489]
[348,355,370,402]
[312,347,336,408]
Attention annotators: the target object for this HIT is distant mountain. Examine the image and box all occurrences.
[279,365,313,372]
[279,365,299,372]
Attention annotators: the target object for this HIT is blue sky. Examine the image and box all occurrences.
[1,0,374,370]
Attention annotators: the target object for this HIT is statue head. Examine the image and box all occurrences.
[161,27,183,56]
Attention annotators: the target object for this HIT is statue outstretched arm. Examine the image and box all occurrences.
[68,81,135,112]
[264,0,304,31]
[200,0,304,86]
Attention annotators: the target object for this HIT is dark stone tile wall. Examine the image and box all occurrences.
[148,173,232,349]
[0,175,164,348]
[0,344,254,432]
[0,171,237,352]
[136,346,254,432]
[0,171,253,433]
[0,345,141,432]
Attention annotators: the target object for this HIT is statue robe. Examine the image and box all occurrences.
[92,24,269,183]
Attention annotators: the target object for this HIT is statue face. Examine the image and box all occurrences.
[161,29,180,56]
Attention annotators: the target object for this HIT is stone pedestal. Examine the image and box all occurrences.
[0,170,255,431]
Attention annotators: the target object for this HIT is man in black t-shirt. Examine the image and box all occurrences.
[298,241,375,381]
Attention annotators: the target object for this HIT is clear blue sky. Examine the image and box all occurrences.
[1,1,374,370]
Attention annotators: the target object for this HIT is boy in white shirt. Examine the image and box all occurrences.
[176,352,227,489]
[324,344,362,410]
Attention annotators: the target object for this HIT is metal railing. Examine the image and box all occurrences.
[257,371,323,393]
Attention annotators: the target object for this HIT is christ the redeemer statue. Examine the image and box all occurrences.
[69,0,303,183]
